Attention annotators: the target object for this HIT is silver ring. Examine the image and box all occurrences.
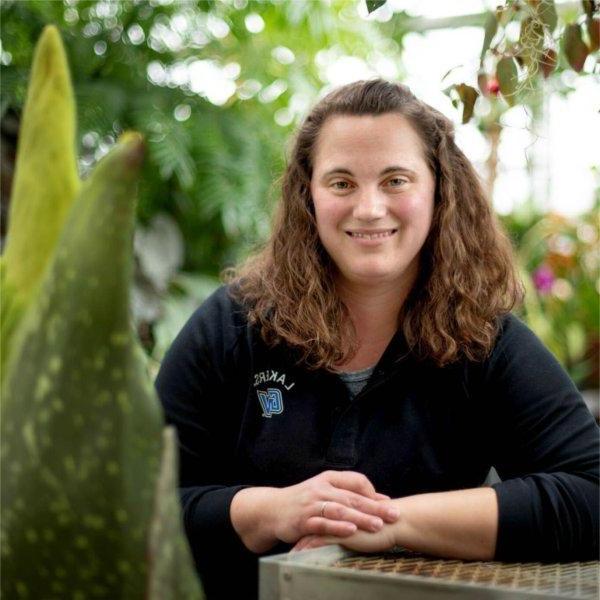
[320,501,329,518]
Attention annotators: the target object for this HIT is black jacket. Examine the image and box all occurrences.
[155,285,599,599]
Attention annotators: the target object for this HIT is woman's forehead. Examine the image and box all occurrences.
[312,113,428,172]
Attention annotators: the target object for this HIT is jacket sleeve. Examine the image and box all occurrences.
[483,315,599,562]
[154,286,260,598]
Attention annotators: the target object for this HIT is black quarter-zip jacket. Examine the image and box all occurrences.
[155,285,599,599]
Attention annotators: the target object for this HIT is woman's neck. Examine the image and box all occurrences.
[334,277,413,371]
[338,281,404,341]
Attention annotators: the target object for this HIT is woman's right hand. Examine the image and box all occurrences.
[231,470,399,553]
[270,470,399,543]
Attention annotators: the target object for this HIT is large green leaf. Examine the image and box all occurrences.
[147,426,204,599]
[1,134,202,599]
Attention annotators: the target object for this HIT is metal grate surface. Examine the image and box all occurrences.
[332,549,600,599]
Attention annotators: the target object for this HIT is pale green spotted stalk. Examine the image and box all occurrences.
[0,26,203,599]
[1,25,80,386]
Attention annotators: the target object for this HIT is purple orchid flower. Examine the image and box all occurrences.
[533,264,555,295]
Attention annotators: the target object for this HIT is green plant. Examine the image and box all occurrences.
[1,0,400,278]
[1,26,202,599]
[503,200,600,388]
[441,0,599,121]
[0,23,79,385]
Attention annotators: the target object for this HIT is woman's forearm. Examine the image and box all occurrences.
[232,486,499,558]
[230,487,281,554]
[391,487,498,560]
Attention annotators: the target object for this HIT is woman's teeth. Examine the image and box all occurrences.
[348,230,396,239]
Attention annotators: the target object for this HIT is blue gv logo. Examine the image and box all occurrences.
[257,388,284,418]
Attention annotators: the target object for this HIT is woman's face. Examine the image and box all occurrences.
[310,112,436,291]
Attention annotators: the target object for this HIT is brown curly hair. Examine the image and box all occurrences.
[227,79,523,370]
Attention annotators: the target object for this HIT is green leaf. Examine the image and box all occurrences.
[149,121,196,190]
[1,135,165,596]
[496,57,519,106]
[455,83,480,124]
[147,427,204,599]
[563,23,590,72]
[366,0,386,14]
[538,0,558,32]
[480,12,499,64]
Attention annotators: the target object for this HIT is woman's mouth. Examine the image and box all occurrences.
[346,229,397,240]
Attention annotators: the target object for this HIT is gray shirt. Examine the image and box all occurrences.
[337,364,376,400]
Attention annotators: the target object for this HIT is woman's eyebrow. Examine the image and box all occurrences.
[322,166,417,178]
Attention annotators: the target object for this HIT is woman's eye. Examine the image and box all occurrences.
[388,177,406,187]
[332,181,351,190]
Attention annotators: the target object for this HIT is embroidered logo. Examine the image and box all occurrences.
[257,387,284,418]
[253,369,295,391]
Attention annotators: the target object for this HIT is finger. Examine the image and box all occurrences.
[330,491,400,523]
[292,535,318,552]
[292,540,310,552]
[316,500,384,533]
[325,470,378,498]
[303,516,357,537]
[301,536,334,551]
[374,492,391,500]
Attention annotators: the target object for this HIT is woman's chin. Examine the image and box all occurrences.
[334,255,420,290]
[339,269,405,288]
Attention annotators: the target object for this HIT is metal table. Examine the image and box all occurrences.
[260,545,599,599]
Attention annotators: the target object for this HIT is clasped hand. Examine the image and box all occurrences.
[270,470,399,548]
[291,520,399,553]
[231,469,400,554]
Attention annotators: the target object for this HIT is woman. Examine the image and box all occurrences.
[155,79,599,599]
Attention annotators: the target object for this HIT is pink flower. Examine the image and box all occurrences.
[533,264,555,295]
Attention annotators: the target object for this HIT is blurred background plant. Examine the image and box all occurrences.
[502,193,599,391]
[1,0,598,412]
[1,0,401,363]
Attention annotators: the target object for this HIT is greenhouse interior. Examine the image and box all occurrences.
[1,1,598,599]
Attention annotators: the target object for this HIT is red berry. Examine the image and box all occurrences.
[486,77,500,95]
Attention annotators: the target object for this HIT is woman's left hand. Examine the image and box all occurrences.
[291,520,398,553]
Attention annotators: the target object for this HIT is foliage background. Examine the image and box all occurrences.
[1,0,598,399]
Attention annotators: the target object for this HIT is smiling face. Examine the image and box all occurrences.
[310,112,436,293]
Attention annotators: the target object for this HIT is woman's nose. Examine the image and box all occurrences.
[353,188,387,221]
